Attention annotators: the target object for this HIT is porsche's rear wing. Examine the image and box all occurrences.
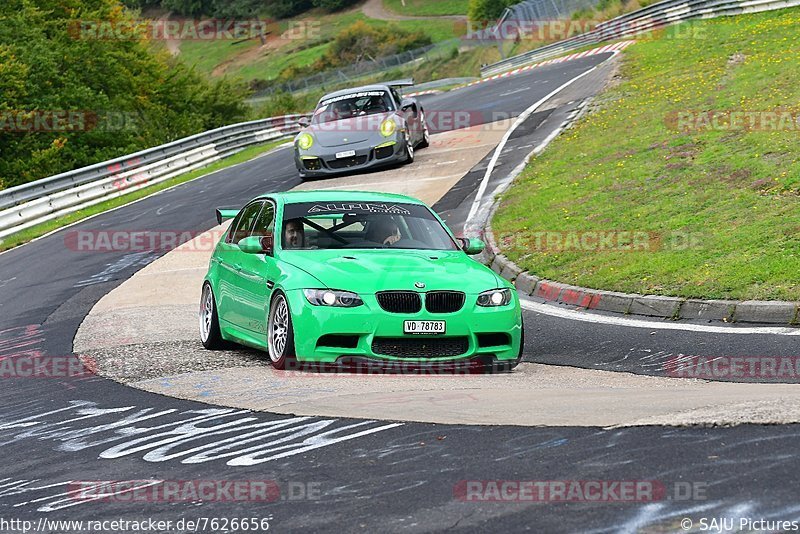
[385,79,414,88]
[216,208,239,225]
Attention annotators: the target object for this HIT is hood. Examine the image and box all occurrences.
[280,249,501,294]
[306,112,395,148]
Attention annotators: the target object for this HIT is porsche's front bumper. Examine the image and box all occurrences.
[284,289,522,366]
[294,137,409,178]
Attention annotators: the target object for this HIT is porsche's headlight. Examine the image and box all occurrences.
[380,118,397,137]
[297,133,314,150]
[303,289,363,307]
[477,288,512,307]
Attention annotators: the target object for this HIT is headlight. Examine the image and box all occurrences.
[303,289,363,307]
[477,288,512,307]
[380,118,397,137]
[297,133,314,150]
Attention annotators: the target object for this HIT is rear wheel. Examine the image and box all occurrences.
[268,292,297,370]
[418,111,430,149]
[200,283,226,350]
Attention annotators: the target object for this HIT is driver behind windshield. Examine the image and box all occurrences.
[366,219,401,246]
[283,219,305,249]
[363,95,388,114]
[331,100,355,120]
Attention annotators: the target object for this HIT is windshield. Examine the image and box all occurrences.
[281,202,459,251]
[312,91,394,124]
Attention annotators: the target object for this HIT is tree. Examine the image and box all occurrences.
[211,0,268,44]
[265,0,313,19]
[0,0,248,189]
[468,0,515,22]
[312,0,360,11]
[161,0,213,16]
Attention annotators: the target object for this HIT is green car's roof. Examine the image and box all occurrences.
[257,190,428,206]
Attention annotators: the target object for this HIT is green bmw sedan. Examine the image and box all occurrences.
[200,190,523,371]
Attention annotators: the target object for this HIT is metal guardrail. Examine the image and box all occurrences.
[481,0,800,76]
[0,114,310,239]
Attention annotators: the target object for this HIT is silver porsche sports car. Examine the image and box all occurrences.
[293,80,430,179]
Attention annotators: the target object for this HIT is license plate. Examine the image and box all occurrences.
[404,320,446,335]
[335,150,356,159]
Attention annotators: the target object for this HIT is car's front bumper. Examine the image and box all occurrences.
[284,289,522,365]
[294,137,409,178]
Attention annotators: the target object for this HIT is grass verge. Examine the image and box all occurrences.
[0,140,289,253]
[383,0,469,16]
[492,9,800,301]
[179,11,461,82]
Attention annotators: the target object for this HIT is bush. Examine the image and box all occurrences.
[319,20,432,67]
[160,0,213,16]
[266,0,314,19]
[312,0,361,11]
[467,0,514,22]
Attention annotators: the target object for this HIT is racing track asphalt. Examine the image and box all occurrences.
[1,52,800,531]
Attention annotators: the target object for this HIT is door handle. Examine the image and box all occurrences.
[233,264,242,272]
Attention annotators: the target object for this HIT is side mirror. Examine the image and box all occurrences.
[459,237,485,255]
[297,117,310,128]
[238,234,274,255]
[400,99,416,114]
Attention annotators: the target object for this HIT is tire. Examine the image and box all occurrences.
[515,317,525,367]
[417,111,430,149]
[200,282,226,350]
[403,131,415,164]
[267,292,297,370]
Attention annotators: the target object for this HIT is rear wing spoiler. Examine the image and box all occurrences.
[385,78,415,88]
[215,208,239,225]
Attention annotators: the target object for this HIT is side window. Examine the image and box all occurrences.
[226,202,263,244]
[391,88,402,107]
[251,202,275,237]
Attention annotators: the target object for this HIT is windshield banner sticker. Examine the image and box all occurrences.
[306,203,412,215]
[320,91,386,107]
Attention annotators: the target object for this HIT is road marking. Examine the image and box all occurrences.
[307,174,465,191]
[0,400,403,471]
[520,297,800,336]
[499,87,530,97]
[465,54,617,227]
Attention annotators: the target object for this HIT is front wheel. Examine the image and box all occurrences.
[200,283,226,350]
[267,292,297,370]
[403,131,415,164]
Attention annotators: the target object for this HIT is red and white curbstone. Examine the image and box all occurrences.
[465,41,635,89]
